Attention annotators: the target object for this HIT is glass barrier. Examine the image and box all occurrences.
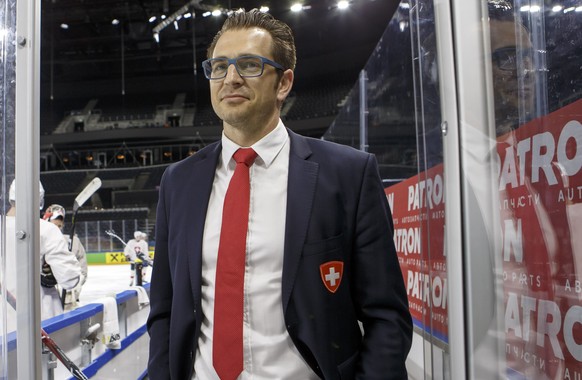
[0,0,18,377]
[325,3,419,185]
[73,219,152,254]
[323,1,448,377]
[325,0,582,376]
[461,1,582,378]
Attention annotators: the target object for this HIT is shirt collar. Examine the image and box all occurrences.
[221,119,288,168]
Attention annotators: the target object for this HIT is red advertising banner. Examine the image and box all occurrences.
[385,164,447,343]
[498,98,582,379]
[385,98,582,376]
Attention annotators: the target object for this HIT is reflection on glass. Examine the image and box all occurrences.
[490,3,536,136]
[325,1,449,377]
[488,1,582,378]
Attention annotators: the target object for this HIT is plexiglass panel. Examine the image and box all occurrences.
[324,1,449,377]
[327,0,582,377]
[325,3,418,185]
[0,0,18,377]
[474,0,582,378]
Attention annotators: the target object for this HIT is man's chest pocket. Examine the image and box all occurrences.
[302,233,344,257]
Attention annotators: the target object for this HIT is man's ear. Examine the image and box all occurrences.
[277,69,294,104]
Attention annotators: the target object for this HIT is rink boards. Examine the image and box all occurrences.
[4,284,150,379]
[85,251,155,265]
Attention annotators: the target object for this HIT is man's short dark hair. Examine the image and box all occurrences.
[207,8,296,72]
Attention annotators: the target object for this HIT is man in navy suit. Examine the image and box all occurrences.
[147,9,412,380]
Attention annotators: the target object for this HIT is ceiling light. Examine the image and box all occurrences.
[212,9,222,17]
[183,12,192,18]
[260,6,269,13]
[153,32,159,43]
[291,3,303,12]
[337,1,349,10]
[153,1,197,36]
[564,6,575,13]
[111,19,120,25]
[149,16,157,23]
[551,5,563,12]
[60,23,69,29]
[202,11,211,17]
[529,5,540,12]
[576,6,582,12]
[174,21,179,30]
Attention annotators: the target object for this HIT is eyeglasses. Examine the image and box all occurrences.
[202,55,285,80]
[492,47,534,71]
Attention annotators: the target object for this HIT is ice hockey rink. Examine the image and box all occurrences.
[78,264,152,306]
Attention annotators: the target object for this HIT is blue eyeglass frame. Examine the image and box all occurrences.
[492,46,534,71]
[202,55,285,80]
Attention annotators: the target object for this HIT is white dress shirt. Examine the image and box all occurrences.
[194,120,319,380]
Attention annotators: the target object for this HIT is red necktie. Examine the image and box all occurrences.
[213,148,257,380]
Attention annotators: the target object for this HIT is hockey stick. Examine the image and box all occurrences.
[105,229,153,265]
[68,177,102,251]
[61,177,102,308]
[105,229,126,246]
[0,284,89,380]
[41,330,89,380]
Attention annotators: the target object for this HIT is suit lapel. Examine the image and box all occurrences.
[187,142,221,304]
[282,131,318,313]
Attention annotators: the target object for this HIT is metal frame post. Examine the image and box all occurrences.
[15,0,42,378]
[358,70,369,152]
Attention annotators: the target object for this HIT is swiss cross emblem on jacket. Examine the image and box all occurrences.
[319,261,344,293]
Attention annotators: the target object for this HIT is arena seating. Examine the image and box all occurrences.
[41,171,88,194]
[285,83,352,121]
[41,165,169,228]
[39,78,358,227]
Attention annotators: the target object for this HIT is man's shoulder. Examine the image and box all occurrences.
[164,141,220,176]
[289,130,370,161]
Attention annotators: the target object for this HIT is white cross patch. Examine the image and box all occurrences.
[319,261,344,293]
[325,267,340,286]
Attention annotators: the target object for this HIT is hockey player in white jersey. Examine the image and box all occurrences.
[124,231,151,285]
[43,204,88,310]
[5,180,82,322]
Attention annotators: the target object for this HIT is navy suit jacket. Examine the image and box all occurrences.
[147,129,412,379]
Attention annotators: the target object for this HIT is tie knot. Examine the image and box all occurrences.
[233,148,257,167]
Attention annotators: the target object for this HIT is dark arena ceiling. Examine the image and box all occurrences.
[41,0,400,98]
[39,0,401,152]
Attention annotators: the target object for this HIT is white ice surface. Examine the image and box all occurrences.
[78,264,152,306]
